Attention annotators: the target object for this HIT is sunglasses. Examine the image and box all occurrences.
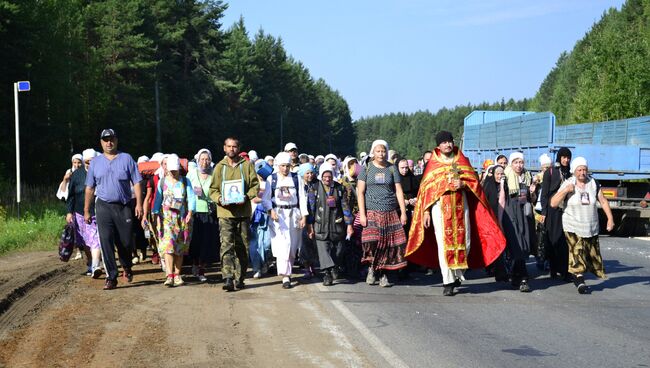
[101,136,115,142]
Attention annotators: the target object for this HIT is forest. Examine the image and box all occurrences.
[0,0,354,183]
[354,0,650,160]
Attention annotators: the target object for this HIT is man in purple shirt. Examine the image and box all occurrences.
[84,129,143,290]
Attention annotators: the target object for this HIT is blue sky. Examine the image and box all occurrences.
[221,1,626,120]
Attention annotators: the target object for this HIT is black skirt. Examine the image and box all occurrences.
[189,212,220,264]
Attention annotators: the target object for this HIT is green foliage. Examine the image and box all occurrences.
[0,1,354,184]
[354,100,530,160]
[531,0,650,124]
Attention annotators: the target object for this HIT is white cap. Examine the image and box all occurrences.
[284,142,298,151]
[167,154,180,171]
[248,150,259,161]
[82,149,96,161]
[538,153,552,167]
[264,155,274,162]
[137,155,149,164]
[275,151,292,165]
[570,157,588,174]
[509,152,524,164]
[71,154,82,163]
[315,155,325,162]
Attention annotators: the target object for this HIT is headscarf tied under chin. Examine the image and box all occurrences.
[196,148,213,175]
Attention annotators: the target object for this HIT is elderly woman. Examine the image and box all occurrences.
[309,163,354,286]
[262,152,309,289]
[502,152,537,292]
[357,140,408,287]
[299,162,319,279]
[57,153,83,201]
[66,149,102,277]
[551,157,614,294]
[324,154,341,182]
[187,148,219,282]
[153,154,196,287]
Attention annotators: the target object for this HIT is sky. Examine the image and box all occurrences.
[221,0,627,120]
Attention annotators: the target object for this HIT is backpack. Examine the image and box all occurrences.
[58,223,76,262]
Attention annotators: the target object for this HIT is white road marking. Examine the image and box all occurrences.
[331,299,411,368]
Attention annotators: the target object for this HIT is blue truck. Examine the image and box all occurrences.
[462,110,650,236]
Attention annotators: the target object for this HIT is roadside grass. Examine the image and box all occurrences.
[0,183,66,257]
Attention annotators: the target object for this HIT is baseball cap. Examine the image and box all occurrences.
[100,129,116,139]
[284,142,298,151]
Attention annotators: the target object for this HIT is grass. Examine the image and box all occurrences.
[0,183,66,257]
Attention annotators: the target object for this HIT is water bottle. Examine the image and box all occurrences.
[143,220,151,239]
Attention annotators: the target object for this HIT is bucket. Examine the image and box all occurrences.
[255,160,273,180]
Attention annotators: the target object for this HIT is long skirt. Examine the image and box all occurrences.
[158,209,191,256]
[250,214,272,273]
[189,212,219,264]
[270,208,303,276]
[361,210,407,271]
[565,232,606,278]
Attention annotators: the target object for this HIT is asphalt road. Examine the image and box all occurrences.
[309,236,650,368]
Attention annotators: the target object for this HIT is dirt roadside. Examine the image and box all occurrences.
[0,252,370,368]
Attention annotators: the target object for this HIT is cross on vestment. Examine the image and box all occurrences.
[447,162,462,184]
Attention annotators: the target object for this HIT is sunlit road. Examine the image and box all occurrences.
[309,237,650,368]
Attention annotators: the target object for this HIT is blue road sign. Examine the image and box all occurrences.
[17,81,30,92]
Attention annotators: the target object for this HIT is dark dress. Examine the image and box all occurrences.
[541,166,571,277]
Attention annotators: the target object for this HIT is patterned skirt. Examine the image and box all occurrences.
[158,209,192,256]
[361,210,407,271]
[565,232,606,279]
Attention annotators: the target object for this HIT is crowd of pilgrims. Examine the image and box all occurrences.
[58,134,613,294]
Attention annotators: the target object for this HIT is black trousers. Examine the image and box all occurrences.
[96,199,134,281]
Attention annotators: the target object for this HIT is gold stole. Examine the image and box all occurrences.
[438,160,469,269]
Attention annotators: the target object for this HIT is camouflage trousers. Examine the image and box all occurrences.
[219,217,250,282]
[565,232,606,279]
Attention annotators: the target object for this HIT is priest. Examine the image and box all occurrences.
[405,131,506,296]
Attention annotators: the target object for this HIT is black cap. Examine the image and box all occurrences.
[435,130,454,146]
[100,129,116,139]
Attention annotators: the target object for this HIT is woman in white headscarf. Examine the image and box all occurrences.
[551,157,614,294]
[261,151,309,289]
[502,151,537,292]
[57,154,83,201]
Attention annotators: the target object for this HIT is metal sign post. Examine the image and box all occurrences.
[14,81,30,219]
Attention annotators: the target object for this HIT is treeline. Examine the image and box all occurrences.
[354,99,530,160]
[355,0,650,156]
[531,0,650,124]
[0,0,354,184]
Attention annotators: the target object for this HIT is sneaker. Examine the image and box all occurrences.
[197,274,207,283]
[282,277,292,289]
[253,271,262,279]
[223,278,235,292]
[173,275,184,287]
[122,269,133,283]
[92,267,103,279]
[151,252,160,265]
[164,275,174,287]
[366,268,377,285]
[577,283,589,294]
[519,280,531,293]
[379,274,393,288]
[85,267,93,276]
[192,265,199,278]
[103,279,117,290]
[132,256,140,265]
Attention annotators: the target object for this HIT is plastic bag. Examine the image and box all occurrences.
[58,223,76,262]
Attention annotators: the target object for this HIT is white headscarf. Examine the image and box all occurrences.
[248,150,259,162]
[570,157,588,174]
[509,152,524,164]
[318,163,334,181]
[82,149,96,162]
[167,154,180,171]
[275,151,291,165]
[195,148,212,161]
[538,153,552,167]
[137,155,149,164]
[370,139,389,155]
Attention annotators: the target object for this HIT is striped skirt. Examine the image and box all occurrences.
[361,210,407,271]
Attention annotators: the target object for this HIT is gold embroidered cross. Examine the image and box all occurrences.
[447,162,461,184]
